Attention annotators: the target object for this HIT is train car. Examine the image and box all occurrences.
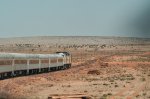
[0,52,71,79]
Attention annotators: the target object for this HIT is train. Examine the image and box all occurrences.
[0,52,71,79]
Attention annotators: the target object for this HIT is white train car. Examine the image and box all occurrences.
[0,52,71,79]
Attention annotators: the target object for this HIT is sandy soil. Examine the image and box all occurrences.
[0,36,150,99]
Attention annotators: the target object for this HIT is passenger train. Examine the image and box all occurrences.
[0,52,71,79]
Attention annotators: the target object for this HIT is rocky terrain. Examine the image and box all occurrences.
[0,36,150,99]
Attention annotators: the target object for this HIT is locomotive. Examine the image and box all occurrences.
[0,52,71,79]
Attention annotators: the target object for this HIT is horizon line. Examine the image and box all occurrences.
[0,35,149,39]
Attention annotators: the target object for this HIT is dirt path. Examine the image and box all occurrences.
[110,82,146,99]
[126,82,146,99]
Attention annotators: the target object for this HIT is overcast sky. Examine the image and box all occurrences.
[0,0,150,38]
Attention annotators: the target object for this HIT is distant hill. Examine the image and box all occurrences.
[0,36,149,45]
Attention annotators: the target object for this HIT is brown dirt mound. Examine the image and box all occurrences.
[87,70,101,75]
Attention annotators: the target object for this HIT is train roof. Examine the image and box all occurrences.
[0,53,64,59]
[56,52,70,56]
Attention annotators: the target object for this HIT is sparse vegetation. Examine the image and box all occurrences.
[103,83,109,86]
[100,93,112,99]
[100,94,107,99]
[143,92,146,96]
[136,94,140,98]
[109,80,114,82]
[107,93,112,96]
[115,84,118,87]
[141,77,146,81]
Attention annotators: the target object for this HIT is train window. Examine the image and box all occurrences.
[51,59,57,63]
[30,60,39,64]
[15,60,27,64]
[0,60,12,65]
[58,58,63,62]
[41,59,49,64]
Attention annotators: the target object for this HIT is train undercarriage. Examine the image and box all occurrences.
[0,64,71,80]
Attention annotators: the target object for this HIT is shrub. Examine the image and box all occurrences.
[141,78,146,81]
[115,85,118,87]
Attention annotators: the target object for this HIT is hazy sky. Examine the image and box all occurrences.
[0,0,150,38]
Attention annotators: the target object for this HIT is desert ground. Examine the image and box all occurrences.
[0,36,150,99]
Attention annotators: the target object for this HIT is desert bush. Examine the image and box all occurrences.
[103,83,109,86]
[136,94,140,98]
[100,94,107,99]
[143,92,146,96]
[141,77,146,81]
[100,93,112,99]
[109,80,114,82]
[114,85,118,87]
[107,93,112,96]
[126,77,135,80]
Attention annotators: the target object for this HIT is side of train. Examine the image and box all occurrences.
[0,52,71,79]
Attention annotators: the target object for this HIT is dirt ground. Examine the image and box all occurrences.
[0,36,150,99]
